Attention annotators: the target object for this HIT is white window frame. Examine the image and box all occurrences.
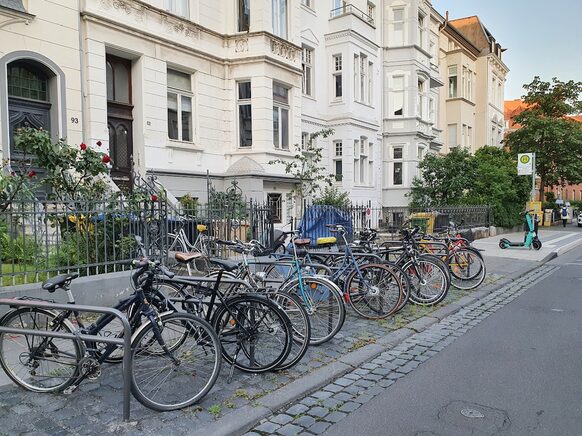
[417,11,426,50]
[367,2,375,22]
[448,123,457,148]
[392,75,404,117]
[272,0,288,39]
[302,46,314,96]
[237,80,252,148]
[273,82,290,150]
[333,140,343,181]
[467,126,473,149]
[238,0,250,32]
[448,65,457,98]
[417,79,425,119]
[332,54,343,100]
[165,0,189,18]
[392,8,405,46]
[301,131,309,150]
[167,69,194,143]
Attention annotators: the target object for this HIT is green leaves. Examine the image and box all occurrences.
[409,147,530,227]
[505,77,582,196]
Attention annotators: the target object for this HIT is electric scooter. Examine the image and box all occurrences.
[499,210,542,250]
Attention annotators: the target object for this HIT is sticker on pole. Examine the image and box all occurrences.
[517,153,533,175]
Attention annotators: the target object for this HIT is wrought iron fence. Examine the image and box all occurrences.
[0,198,167,287]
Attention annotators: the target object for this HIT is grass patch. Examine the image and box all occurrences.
[348,336,377,351]
[208,404,221,419]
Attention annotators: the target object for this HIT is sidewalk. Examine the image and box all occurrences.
[0,252,553,435]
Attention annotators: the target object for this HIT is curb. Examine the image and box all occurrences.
[198,258,550,436]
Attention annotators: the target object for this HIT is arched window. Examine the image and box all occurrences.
[7,60,53,154]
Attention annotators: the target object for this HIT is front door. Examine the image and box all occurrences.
[106,55,133,190]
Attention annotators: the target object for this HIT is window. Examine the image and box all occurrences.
[273,82,289,149]
[393,147,403,159]
[428,97,435,123]
[301,0,312,7]
[165,0,188,18]
[268,193,282,223]
[498,81,502,107]
[417,146,424,160]
[367,2,375,21]
[491,76,497,105]
[354,137,371,185]
[418,12,425,49]
[393,162,402,185]
[467,126,473,149]
[167,69,193,142]
[448,124,457,148]
[332,0,347,17]
[302,47,314,96]
[417,80,424,118]
[448,65,457,98]
[301,131,309,150]
[238,0,250,32]
[333,54,343,99]
[392,76,404,116]
[368,61,373,105]
[272,0,287,39]
[463,67,473,101]
[491,126,496,145]
[392,8,404,46]
[354,54,368,103]
[237,81,252,147]
[462,124,467,147]
[429,39,436,61]
[368,143,374,185]
[334,140,343,181]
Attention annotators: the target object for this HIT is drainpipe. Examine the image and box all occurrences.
[77,0,88,143]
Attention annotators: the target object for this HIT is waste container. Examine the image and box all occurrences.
[409,212,434,233]
[543,209,553,227]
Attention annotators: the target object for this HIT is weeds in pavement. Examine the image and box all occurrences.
[208,404,221,419]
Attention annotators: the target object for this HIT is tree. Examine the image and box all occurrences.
[268,129,335,215]
[313,186,350,208]
[466,147,530,228]
[505,77,582,199]
[408,147,475,207]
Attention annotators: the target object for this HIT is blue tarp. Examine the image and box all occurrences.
[297,205,353,247]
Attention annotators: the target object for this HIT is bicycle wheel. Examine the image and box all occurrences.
[280,276,345,345]
[131,312,221,411]
[268,291,311,371]
[345,264,403,319]
[383,261,411,313]
[448,249,486,290]
[212,294,292,373]
[0,308,82,393]
[403,257,450,306]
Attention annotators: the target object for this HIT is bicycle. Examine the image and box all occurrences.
[0,260,222,411]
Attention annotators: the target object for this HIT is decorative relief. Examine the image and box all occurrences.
[234,38,249,53]
[99,0,146,22]
[160,14,200,40]
[270,38,300,61]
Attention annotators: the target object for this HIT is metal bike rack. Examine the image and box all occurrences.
[0,299,133,422]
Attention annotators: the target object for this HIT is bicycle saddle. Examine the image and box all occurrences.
[208,258,239,272]
[294,238,311,247]
[175,251,204,263]
[42,273,79,292]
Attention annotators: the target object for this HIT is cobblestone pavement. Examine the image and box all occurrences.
[0,273,503,435]
[246,265,557,436]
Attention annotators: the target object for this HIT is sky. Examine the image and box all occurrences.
[431,0,582,100]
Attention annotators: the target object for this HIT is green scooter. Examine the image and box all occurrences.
[499,210,542,250]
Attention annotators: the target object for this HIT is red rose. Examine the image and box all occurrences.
[80,143,87,151]
[151,194,158,202]
[102,154,111,164]
[28,170,36,178]
[96,141,102,147]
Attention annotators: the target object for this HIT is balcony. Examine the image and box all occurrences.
[330,3,374,27]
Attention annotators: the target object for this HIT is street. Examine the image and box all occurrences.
[319,249,582,436]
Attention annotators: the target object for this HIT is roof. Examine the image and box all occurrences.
[0,0,26,13]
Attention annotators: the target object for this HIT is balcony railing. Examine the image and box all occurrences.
[330,4,374,26]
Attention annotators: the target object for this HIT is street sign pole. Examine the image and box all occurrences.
[531,153,536,202]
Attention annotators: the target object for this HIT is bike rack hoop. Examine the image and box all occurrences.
[0,298,132,422]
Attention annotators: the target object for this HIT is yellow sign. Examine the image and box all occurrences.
[520,155,531,164]
[529,201,542,214]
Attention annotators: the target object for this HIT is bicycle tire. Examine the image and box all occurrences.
[280,276,345,345]
[131,312,221,411]
[0,308,83,393]
[267,291,311,371]
[447,248,483,281]
[448,250,486,290]
[382,261,412,313]
[211,294,292,373]
[345,263,403,319]
[402,257,450,306]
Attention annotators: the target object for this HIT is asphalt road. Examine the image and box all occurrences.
[323,249,582,436]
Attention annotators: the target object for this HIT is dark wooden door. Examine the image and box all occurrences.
[106,55,133,189]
